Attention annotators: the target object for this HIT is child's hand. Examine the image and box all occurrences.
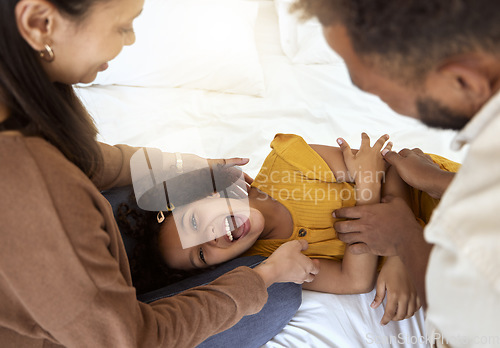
[371,256,422,325]
[337,133,392,185]
[253,240,320,287]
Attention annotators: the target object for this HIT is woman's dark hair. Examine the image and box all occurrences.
[0,0,107,177]
[116,195,215,294]
[292,0,500,84]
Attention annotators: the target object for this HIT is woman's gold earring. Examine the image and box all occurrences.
[157,211,165,224]
[39,44,55,62]
[166,202,175,212]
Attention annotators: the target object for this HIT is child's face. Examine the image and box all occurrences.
[157,196,264,270]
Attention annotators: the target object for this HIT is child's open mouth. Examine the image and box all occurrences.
[223,215,250,243]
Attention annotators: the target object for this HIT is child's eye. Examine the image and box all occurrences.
[191,214,198,230]
[199,247,207,264]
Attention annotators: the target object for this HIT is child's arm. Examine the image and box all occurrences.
[371,255,421,325]
[320,138,423,318]
[303,134,391,294]
[302,252,378,294]
[308,144,352,182]
[368,161,421,323]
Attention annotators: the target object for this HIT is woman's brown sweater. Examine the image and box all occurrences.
[0,133,267,348]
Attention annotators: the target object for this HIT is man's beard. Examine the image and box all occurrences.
[416,97,472,131]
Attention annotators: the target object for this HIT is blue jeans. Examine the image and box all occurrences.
[103,186,302,348]
[139,256,301,348]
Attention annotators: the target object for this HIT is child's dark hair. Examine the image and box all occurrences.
[117,166,247,294]
[116,194,215,294]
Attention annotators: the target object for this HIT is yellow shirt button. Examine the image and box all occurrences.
[298,228,307,237]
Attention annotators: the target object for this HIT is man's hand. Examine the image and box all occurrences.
[383,149,454,199]
[333,195,423,256]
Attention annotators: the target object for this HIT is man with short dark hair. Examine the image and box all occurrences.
[293,1,500,347]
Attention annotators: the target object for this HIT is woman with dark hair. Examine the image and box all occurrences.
[0,0,319,347]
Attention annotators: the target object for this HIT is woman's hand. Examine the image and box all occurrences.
[210,157,254,188]
[337,133,392,186]
[371,256,422,325]
[182,155,249,173]
[208,157,253,193]
[383,148,454,199]
[207,157,250,168]
[253,240,320,287]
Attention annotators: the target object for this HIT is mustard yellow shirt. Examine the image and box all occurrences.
[245,134,461,262]
[245,134,356,261]
[408,154,461,225]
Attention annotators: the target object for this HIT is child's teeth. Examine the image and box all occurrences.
[225,218,233,241]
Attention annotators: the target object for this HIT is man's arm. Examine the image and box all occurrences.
[383,149,455,199]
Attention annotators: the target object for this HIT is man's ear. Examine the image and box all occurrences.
[15,0,57,51]
[437,58,492,112]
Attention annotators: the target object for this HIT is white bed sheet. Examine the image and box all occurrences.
[76,2,467,347]
[266,289,427,348]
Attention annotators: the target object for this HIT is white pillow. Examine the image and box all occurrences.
[275,0,343,65]
[92,0,265,97]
